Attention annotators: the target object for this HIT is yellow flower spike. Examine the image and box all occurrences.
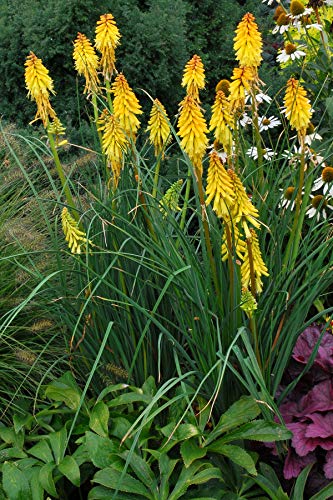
[61,207,91,254]
[283,78,312,136]
[206,151,235,219]
[241,228,269,295]
[227,169,260,229]
[240,288,258,318]
[147,98,172,157]
[181,54,205,102]
[73,32,100,95]
[209,90,234,154]
[47,116,67,146]
[24,52,56,127]
[111,73,143,140]
[177,94,209,178]
[221,221,247,261]
[228,66,254,112]
[234,12,263,69]
[97,109,129,187]
[159,179,183,217]
[95,13,121,80]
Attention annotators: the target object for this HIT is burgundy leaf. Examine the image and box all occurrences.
[288,422,319,456]
[306,413,333,439]
[283,448,315,480]
[324,451,333,479]
[302,380,333,415]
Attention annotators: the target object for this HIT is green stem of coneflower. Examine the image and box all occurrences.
[245,236,261,368]
[251,87,264,190]
[47,132,79,221]
[196,171,221,302]
[105,79,114,113]
[152,157,161,199]
[282,140,308,269]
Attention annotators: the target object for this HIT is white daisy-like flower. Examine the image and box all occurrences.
[245,91,272,105]
[324,0,333,5]
[288,7,313,22]
[262,0,274,4]
[278,186,297,211]
[258,115,281,131]
[247,146,275,161]
[238,112,252,127]
[304,131,322,145]
[306,194,333,221]
[276,43,306,64]
[207,143,228,163]
[281,145,325,167]
[272,23,291,34]
[294,20,323,31]
[312,166,333,197]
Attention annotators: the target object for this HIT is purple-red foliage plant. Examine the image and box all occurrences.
[276,323,333,492]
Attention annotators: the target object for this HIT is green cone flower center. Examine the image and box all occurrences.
[312,194,327,209]
[322,166,333,183]
[290,0,305,16]
[277,13,290,26]
[216,79,230,96]
[285,43,297,55]
[285,186,295,200]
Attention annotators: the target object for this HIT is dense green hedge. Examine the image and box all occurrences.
[0,0,273,127]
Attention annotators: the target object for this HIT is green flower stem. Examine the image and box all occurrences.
[176,166,192,248]
[224,222,235,311]
[105,79,114,113]
[152,157,161,199]
[47,131,79,222]
[251,87,264,190]
[246,236,261,369]
[92,93,109,184]
[196,171,221,303]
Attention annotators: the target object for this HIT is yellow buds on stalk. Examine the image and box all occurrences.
[234,13,263,68]
[47,116,67,146]
[24,52,56,127]
[283,78,312,137]
[241,229,269,295]
[147,99,171,157]
[229,66,253,112]
[205,152,235,218]
[240,288,258,318]
[177,95,209,178]
[181,54,205,102]
[111,73,142,140]
[95,13,121,80]
[209,91,234,154]
[159,179,183,217]
[227,169,260,232]
[61,207,91,254]
[97,109,129,186]
[73,32,100,95]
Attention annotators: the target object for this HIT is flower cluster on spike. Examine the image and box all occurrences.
[111,73,143,140]
[24,52,56,127]
[283,77,312,138]
[159,180,183,217]
[61,208,91,254]
[73,32,100,95]
[147,99,171,158]
[97,109,129,187]
[234,13,263,68]
[95,13,121,80]
[181,54,205,102]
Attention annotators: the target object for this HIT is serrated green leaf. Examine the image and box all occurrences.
[85,431,119,468]
[169,462,213,500]
[28,440,54,464]
[48,426,67,464]
[88,485,140,499]
[92,466,152,497]
[89,401,109,438]
[2,462,31,500]
[44,372,81,411]
[121,450,156,492]
[217,420,292,444]
[160,422,200,442]
[207,443,257,475]
[204,396,261,446]
[107,393,152,408]
[58,455,80,487]
[180,438,206,468]
[39,462,58,498]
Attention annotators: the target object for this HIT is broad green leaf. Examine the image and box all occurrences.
[0,447,27,462]
[48,426,67,464]
[121,450,156,491]
[39,462,58,498]
[217,420,292,444]
[89,401,109,438]
[141,376,156,396]
[89,485,141,499]
[30,468,44,500]
[191,466,222,485]
[160,422,201,442]
[28,440,54,464]
[97,384,131,402]
[252,473,289,500]
[107,393,152,408]
[0,427,24,449]
[44,371,81,410]
[206,443,257,476]
[109,417,132,443]
[13,414,33,434]
[204,396,261,446]
[291,462,313,499]
[92,466,152,497]
[2,462,31,500]
[85,431,119,468]
[180,438,206,468]
[58,455,80,487]
[169,462,214,500]
[158,453,179,500]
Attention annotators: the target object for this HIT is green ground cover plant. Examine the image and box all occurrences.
[1,0,333,497]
